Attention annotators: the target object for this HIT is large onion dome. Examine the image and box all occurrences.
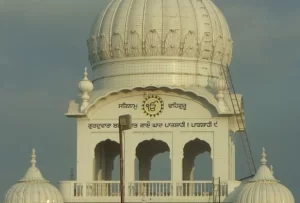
[87,0,233,91]
[235,148,295,203]
[3,149,64,203]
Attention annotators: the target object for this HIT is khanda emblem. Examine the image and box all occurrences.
[142,95,164,117]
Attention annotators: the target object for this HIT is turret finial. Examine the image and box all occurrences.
[31,148,36,167]
[270,165,274,175]
[78,67,94,112]
[261,147,267,165]
[84,67,88,79]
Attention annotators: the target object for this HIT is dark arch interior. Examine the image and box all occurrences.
[136,139,170,159]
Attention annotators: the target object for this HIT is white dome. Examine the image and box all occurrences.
[235,148,295,203]
[87,0,233,91]
[4,149,64,203]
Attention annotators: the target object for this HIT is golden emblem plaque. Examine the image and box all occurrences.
[142,95,164,117]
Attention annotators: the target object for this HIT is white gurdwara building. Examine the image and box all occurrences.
[4,0,295,202]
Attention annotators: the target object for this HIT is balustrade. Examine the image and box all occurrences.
[59,180,228,198]
[177,181,228,197]
[61,181,120,197]
[128,181,172,197]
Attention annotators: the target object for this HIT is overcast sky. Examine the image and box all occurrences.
[1,0,300,201]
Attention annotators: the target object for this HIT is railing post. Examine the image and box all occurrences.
[82,182,87,197]
[172,181,177,197]
[124,181,129,198]
[71,182,74,197]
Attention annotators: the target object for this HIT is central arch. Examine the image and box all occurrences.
[134,139,171,196]
[135,139,170,180]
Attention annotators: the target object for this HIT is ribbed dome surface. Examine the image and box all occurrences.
[235,148,295,203]
[4,149,64,203]
[88,0,232,64]
[236,181,295,203]
[87,0,233,91]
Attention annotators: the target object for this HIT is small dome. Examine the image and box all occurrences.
[87,0,233,91]
[4,149,64,203]
[235,148,295,203]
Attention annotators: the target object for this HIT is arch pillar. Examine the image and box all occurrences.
[94,145,105,180]
[183,156,195,181]
[124,131,135,197]
[105,156,114,180]
[136,156,151,195]
[171,131,183,196]
[182,156,196,196]
[139,156,151,180]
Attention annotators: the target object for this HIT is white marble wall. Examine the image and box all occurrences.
[76,90,235,182]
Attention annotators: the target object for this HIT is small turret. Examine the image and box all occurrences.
[78,67,93,112]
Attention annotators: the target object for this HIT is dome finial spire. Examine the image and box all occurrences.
[84,67,88,79]
[261,147,267,165]
[31,148,36,167]
[270,165,274,175]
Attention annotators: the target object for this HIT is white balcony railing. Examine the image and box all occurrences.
[177,181,228,197]
[128,181,172,197]
[59,180,228,199]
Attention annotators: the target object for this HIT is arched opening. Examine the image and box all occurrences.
[134,139,171,196]
[182,139,212,196]
[94,139,120,181]
[183,139,212,180]
[135,139,170,180]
